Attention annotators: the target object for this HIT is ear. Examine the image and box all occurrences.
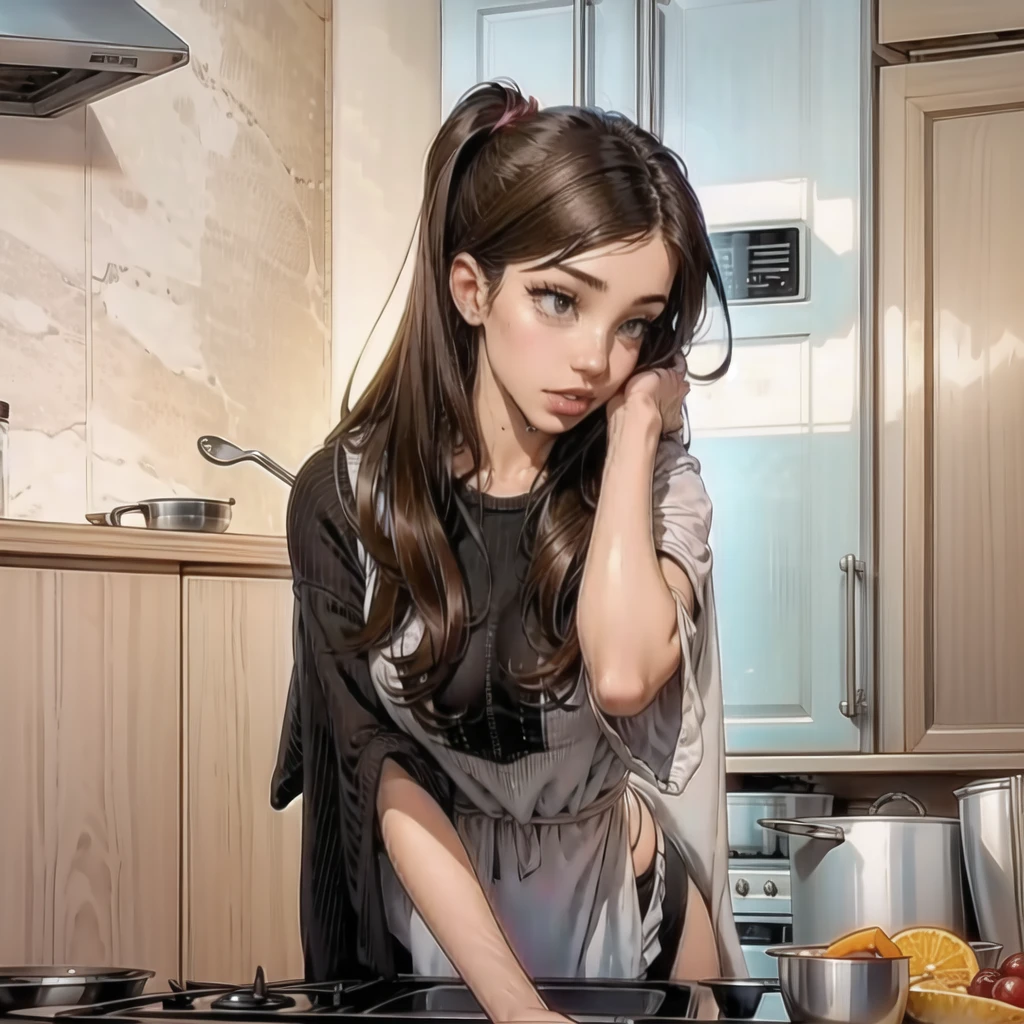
[449,252,488,326]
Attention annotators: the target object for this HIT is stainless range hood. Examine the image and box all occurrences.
[0,0,189,119]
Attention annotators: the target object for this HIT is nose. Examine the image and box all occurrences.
[569,328,610,378]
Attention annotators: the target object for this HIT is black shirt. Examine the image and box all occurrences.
[271,440,569,980]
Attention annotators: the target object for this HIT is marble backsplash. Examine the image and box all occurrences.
[0,0,331,535]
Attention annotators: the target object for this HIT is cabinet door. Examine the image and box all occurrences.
[183,577,302,983]
[442,0,576,114]
[878,0,1024,46]
[878,52,1024,753]
[660,0,869,752]
[441,0,637,117]
[0,568,180,984]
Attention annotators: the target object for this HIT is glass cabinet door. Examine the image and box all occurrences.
[660,0,869,752]
[442,0,577,113]
[440,0,872,754]
[442,0,637,116]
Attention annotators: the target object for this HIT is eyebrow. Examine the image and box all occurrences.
[551,263,668,306]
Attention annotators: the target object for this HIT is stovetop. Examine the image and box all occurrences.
[22,968,739,1024]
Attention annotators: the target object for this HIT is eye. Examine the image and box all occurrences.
[619,318,652,342]
[527,285,578,320]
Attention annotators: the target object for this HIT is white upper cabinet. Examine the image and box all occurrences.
[440,0,872,753]
[661,0,869,753]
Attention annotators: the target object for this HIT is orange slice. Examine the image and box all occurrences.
[893,926,980,990]
[906,985,1024,1024]
[825,925,904,959]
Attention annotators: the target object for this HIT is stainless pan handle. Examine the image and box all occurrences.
[109,504,144,527]
[839,553,867,717]
[248,452,296,487]
[868,792,926,816]
[758,818,845,845]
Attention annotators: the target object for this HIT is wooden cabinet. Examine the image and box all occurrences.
[0,567,180,985]
[878,0,1024,47]
[878,51,1024,754]
[182,577,302,984]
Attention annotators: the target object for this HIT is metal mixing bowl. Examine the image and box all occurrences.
[767,946,910,1024]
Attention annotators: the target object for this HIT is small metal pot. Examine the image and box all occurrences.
[768,946,909,1024]
[87,497,235,533]
[759,792,967,945]
[728,792,835,857]
[0,966,154,1013]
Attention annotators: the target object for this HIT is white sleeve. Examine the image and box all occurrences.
[589,430,747,978]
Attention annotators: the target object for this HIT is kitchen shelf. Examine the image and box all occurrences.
[0,519,289,573]
[726,752,1024,775]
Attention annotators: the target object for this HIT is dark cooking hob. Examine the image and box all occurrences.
[43,967,707,1023]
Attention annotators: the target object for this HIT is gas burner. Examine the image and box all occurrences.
[209,968,296,1012]
[161,980,200,1010]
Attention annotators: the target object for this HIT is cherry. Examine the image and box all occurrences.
[993,976,1024,1009]
[969,969,1003,999]
[1001,953,1024,979]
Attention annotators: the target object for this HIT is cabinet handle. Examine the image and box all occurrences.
[636,1,669,136]
[652,0,667,140]
[572,0,592,106]
[635,0,654,132]
[839,553,867,718]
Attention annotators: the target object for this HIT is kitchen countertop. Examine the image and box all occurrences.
[0,518,288,571]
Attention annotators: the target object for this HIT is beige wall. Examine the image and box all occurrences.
[0,0,331,534]
[331,0,442,412]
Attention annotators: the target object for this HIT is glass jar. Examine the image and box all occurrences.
[0,400,9,518]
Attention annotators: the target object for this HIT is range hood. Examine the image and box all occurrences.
[0,0,189,119]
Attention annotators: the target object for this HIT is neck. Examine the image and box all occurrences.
[461,341,552,496]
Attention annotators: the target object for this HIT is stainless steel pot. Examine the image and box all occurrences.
[86,497,236,533]
[759,792,967,945]
[955,775,1024,956]
[728,792,835,857]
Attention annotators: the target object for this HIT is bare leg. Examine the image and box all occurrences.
[672,873,721,1018]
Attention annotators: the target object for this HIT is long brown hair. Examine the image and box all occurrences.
[331,81,730,724]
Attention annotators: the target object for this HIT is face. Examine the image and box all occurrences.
[450,234,676,434]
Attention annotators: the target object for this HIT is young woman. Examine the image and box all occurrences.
[271,81,744,1023]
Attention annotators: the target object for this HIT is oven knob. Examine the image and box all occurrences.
[763,880,778,897]
[734,878,750,896]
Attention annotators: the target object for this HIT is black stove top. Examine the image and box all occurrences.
[31,968,728,1024]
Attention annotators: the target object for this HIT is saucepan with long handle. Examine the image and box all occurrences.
[197,435,295,487]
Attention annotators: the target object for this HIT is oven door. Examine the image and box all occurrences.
[735,915,792,1021]
[736,914,792,979]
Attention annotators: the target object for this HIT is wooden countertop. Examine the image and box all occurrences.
[0,518,289,571]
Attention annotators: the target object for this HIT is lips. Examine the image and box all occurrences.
[544,391,593,417]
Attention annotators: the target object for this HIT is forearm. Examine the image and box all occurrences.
[376,759,548,1024]
[578,400,684,716]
